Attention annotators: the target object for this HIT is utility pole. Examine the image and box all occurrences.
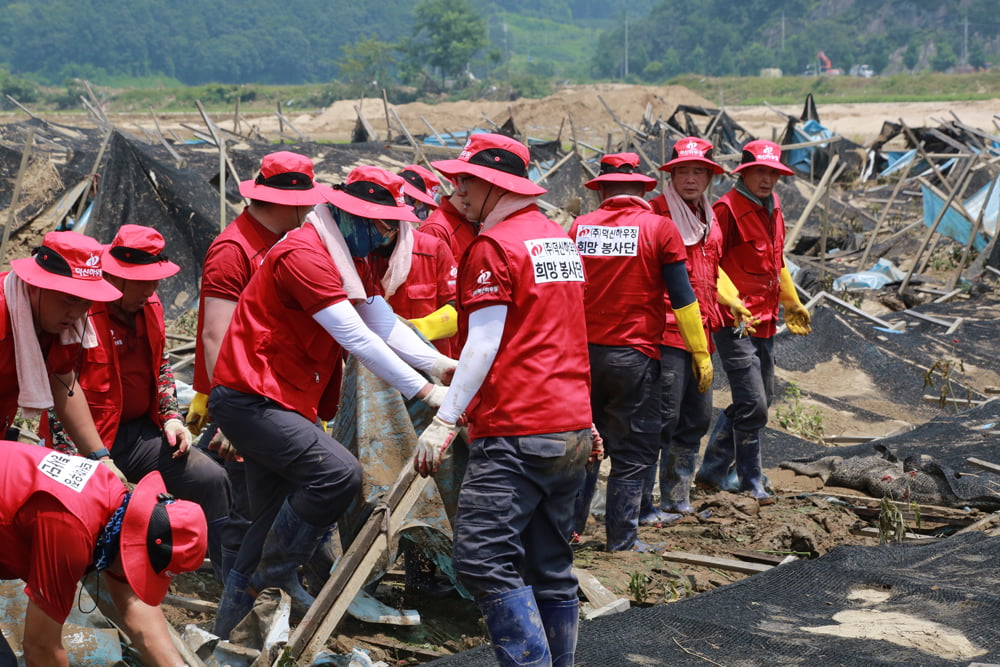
[963,16,968,66]
[781,11,785,55]
[623,10,629,79]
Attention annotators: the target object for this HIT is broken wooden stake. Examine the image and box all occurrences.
[573,567,630,619]
[661,551,773,575]
[279,463,432,666]
[966,457,1000,475]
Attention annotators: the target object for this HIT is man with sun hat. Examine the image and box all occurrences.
[568,152,712,552]
[0,439,206,667]
[1,232,121,460]
[209,165,454,638]
[42,223,232,583]
[184,151,334,585]
[417,133,591,667]
[696,139,812,505]
[637,137,756,520]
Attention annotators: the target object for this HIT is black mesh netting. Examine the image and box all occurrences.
[428,532,1000,666]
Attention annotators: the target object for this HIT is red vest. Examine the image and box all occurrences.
[570,198,686,359]
[714,189,786,338]
[458,205,592,440]
[0,442,125,581]
[213,225,346,422]
[419,196,476,262]
[650,195,725,351]
[370,231,458,356]
[193,211,278,393]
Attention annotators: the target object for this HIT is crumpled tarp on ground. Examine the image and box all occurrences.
[0,580,123,666]
[330,348,470,598]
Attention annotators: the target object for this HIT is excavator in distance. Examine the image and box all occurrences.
[816,51,842,75]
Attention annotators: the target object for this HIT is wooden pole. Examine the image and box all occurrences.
[899,119,952,195]
[784,153,840,252]
[218,134,227,233]
[916,157,978,274]
[278,465,432,666]
[948,169,998,290]
[899,169,976,293]
[382,88,392,142]
[859,146,918,269]
[0,128,35,265]
[72,127,113,226]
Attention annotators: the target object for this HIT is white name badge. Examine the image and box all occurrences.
[524,238,585,284]
[38,451,98,493]
[574,225,639,256]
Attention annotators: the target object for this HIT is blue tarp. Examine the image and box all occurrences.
[785,119,834,174]
[921,178,998,251]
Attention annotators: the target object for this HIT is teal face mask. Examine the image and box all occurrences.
[330,205,393,258]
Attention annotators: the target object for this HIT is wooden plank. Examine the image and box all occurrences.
[353,634,448,660]
[163,593,218,614]
[921,395,985,407]
[850,526,939,542]
[967,457,1000,475]
[785,153,840,252]
[661,551,772,574]
[573,567,621,609]
[280,465,432,666]
[729,549,789,566]
[0,128,34,263]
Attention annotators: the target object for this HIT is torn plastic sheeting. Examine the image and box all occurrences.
[0,581,123,666]
[962,173,1000,237]
[785,119,835,174]
[921,184,989,252]
[331,342,470,598]
[831,271,893,291]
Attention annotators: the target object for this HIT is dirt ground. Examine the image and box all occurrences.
[213,85,1000,149]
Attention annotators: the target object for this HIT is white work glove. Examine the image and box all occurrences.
[431,356,459,385]
[100,457,129,485]
[422,385,448,409]
[163,418,192,458]
[414,415,458,477]
[209,428,242,463]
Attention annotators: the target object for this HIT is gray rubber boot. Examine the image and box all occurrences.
[734,428,775,504]
[659,444,699,513]
[477,586,551,667]
[249,499,330,616]
[537,598,579,667]
[695,411,738,491]
[213,569,254,640]
[639,466,682,525]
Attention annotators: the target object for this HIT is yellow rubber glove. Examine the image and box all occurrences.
[673,301,713,393]
[716,268,758,336]
[185,392,210,436]
[409,304,458,341]
[779,267,812,335]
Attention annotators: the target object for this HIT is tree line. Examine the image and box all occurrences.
[0,0,996,100]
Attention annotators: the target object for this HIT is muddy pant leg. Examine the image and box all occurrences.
[659,346,712,511]
[210,386,363,575]
[713,329,772,433]
[112,417,231,522]
[588,345,662,481]
[453,430,589,602]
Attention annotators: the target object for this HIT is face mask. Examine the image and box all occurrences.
[331,205,393,258]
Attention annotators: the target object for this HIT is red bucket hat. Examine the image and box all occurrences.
[239,151,333,206]
[10,231,122,302]
[432,133,546,196]
[732,139,795,176]
[101,224,181,281]
[584,153,657,191]
[398,165,440,209]
[326,166,421,224]
[120,471,208,606]
[659,137,725,174]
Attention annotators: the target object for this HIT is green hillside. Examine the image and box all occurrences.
[0,0,996,102]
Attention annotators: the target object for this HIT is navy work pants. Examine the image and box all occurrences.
[589,345,661,480]
[713,329,775,431]
[112,416,231,522]
[452,430,589,602]
[209,386,363,576]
